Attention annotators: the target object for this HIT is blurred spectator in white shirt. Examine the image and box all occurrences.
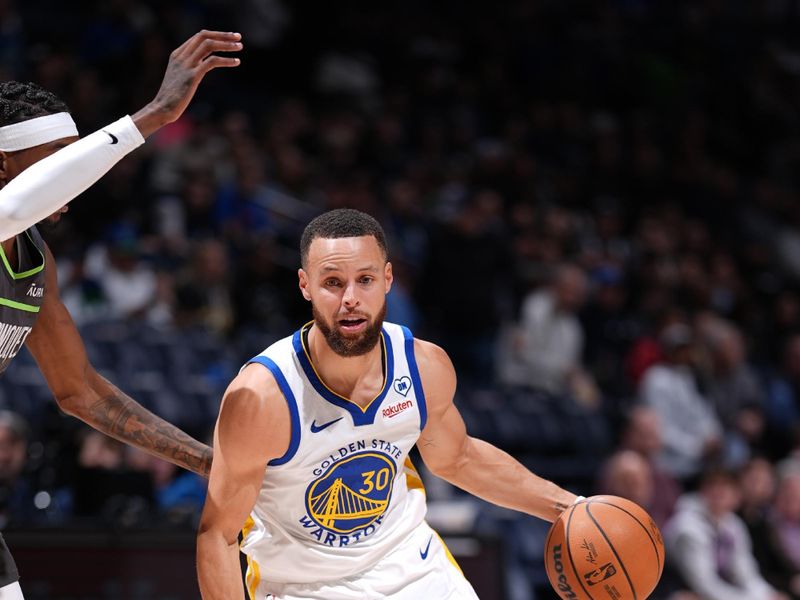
[639,323,723,481]
[499,263,599,406]
[666,469,787,600]
[81,223,159,321]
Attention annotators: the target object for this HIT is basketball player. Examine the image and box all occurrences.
[0,30,241,599]
[197,209,580,599]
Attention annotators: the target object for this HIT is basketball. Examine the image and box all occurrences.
[544,495,665,600]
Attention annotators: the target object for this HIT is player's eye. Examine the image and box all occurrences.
[325,279,342,287]
[359,277,374,285]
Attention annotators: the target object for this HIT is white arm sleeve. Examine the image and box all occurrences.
[0,115,145,241]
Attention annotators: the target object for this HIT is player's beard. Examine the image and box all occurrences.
[312,300,388,357]
[38,215,61,231]
[39,208,68,231]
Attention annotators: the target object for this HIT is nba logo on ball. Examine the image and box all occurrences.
[544,495,665,599]
[583,562,617,586]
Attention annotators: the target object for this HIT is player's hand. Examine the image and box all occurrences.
[133,30,242,137]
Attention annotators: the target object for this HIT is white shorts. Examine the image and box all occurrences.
[256,521,480,600]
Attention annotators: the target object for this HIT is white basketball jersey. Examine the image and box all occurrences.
[240,321,428,592]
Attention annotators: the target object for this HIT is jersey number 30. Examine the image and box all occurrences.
[359,468,391,494]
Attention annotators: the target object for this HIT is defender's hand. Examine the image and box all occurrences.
[133,30,242,137]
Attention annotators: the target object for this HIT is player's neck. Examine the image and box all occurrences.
[307,326,384,405]
[1,238,17,268]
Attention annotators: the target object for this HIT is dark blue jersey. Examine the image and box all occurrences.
[0,226,46,375]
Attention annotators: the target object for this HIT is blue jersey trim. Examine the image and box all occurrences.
[401,326,427,430]
[247,356,301,466]
[292,326,395,426]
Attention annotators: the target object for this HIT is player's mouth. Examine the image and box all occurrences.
[338,317,368,334]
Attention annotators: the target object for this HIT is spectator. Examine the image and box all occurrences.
[639,322,723,481]
[581,264,640,397]
[500,263,599,407]
[70,430,155,525]
[81,222,159,321]
[174,239,234,336]
[665,468,787,600]
[739,458,777,532]
[596,450,655,515]
[611,405,681,527]
[751,470,800,599]
[231,236,300,335]
[764,334,800,458]
[0,411,32,528]
[385,259,421,331]
[125,447,206,525]
[698,316,767,464]
[417,191,512,387]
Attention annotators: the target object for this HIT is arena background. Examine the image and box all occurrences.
[2,1,800,598]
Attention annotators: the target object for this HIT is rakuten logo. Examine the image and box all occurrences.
[382,400,414,419]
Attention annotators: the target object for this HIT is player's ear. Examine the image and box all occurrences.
[0,152,9,188]
[298,268,311,301]
[384,262,393,294]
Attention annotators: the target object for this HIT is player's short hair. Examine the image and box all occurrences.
[0,81,70,128]
[300,208,389,267]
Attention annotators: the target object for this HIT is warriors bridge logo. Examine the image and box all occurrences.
[304,451,397,538]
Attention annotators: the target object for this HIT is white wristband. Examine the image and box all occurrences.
[572,495,586,505]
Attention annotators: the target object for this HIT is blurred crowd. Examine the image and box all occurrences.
[4,0,800,598]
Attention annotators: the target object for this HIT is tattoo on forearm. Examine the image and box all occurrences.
[86,392,211,477]
[422,436,436,448]
[554,502,570,513]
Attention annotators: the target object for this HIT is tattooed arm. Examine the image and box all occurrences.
[414,338,576,522]
[76,377,212,477]
[25,246,211,477]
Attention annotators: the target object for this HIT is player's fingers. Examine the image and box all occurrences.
[176,30,242,59]
[188,37,243,65]
[170,29,242,60]
[197,55,242,74]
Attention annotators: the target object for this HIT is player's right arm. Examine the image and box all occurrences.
[0,30,242,242]
[197,364,291,600]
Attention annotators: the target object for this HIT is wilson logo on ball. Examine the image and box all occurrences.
[583,562,617,586]
[551,544,578,599]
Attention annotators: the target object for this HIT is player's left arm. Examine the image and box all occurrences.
[415,339,577,522]
[24,246,212,477]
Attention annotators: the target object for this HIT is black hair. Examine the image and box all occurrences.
[699,466,738,489]
[0,81,70,127]
[300,208,388,266]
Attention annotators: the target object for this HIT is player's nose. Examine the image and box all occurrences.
[342,283,360,307]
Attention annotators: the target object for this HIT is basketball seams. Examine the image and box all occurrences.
[544,505,566,585]
[544,512,557,581]
[589,499,663,577]
[566,503,597,600]
[585,502,638,600]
